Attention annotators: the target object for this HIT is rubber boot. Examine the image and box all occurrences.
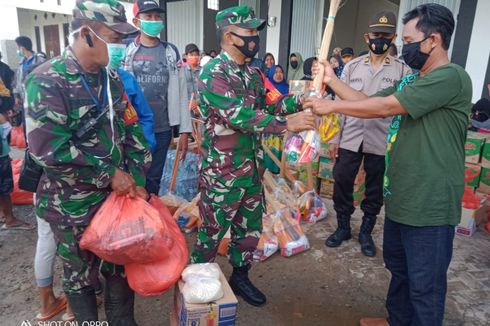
[325,214,352,247]
[104,275,137,326]
[229,265,266,307]
[359,215,377,257]
[66,288,98,322]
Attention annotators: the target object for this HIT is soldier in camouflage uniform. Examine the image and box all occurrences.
[24,1,151,324]
[191,5,316,307]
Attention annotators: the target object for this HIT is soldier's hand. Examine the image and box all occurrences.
[136,186,149,201]
[329,144,339,162]
[286,110,317,132]
[111,169,136,197]
[312,59,337,85]
[179,133,189,161]
[303,96,335,116]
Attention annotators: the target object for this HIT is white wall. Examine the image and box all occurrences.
[396,0,460,56]
[167,0,202,54]
[17,8,71,57]
[465,0,490,102]
[265,0,282,60]
[0,0,73,14]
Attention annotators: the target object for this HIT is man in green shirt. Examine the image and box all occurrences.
[305,4,472,326]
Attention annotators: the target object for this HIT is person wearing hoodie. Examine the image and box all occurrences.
[287,52,304,82]
[301,57,318,81]
[123,0,191,195]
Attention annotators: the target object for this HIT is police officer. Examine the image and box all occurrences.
[191,5,316,307]
[326,11,411,257]
[25,0,151,323]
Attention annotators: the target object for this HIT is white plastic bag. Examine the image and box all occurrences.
[181,263,221,282]
[182,276,224,304]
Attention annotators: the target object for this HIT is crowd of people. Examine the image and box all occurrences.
[0,0,475,325]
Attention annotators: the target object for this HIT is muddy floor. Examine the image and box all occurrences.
[1,199,489,326]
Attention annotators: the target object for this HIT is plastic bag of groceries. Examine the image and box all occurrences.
[292,180,307,198]
[284,130,320,164]
[80,193,171,265]
[319,114,341,143]
[297,191,328,223]
[254,213,279,261]
[125,196,188,296]
[160,192,189,216]
[272,208,310,257]
[173,193,201,232]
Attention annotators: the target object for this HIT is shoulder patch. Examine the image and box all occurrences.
[122,93,138,126]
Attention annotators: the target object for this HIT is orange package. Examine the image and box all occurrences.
[125,196,189,296]
[273,208,310,257]
[80,193,171,265]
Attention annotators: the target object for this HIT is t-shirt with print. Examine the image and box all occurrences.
[132,43,170,133]
[375,63,472,227]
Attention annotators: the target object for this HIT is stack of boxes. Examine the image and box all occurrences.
[459,131,490,236]
[463,131,490,193]
[316,143,366,205]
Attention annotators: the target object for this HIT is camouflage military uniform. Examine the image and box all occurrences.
[25,47,151,293]
[191,51,302,267]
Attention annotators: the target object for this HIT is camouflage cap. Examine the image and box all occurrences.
[73,0,137,35]
[216,5,266,31]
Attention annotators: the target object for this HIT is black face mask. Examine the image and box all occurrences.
[402,37,433,70]
[230,32,260,58]
[368,37,392,55]
[290,61,298,69]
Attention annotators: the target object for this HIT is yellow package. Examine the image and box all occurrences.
[319,114,340,143]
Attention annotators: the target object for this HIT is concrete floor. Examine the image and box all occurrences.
[1,200,489,326]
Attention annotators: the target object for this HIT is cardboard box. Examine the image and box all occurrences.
[478,166,490,194]
[174,264,238,326]
[457,204,488,237]
[318,156,334,180]
[465,163,482,188]
[319,178,334,199]
[319,142,330,158]
[289,80,312,96]
[465,131,486,164]
[480,142,490,168]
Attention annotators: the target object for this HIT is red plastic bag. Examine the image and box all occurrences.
[16,128,27,149]
[10,159,33,205]
[80,193,171,265]
[125,196,189,296]
[9,126,21,147]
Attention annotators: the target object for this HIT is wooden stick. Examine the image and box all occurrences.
[262,142,297,183]
[313,0,342,90]
[169,138,181,193]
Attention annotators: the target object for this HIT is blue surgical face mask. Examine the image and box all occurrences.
[16,49,24,58]
[89,28,126,69]
[138,19,164,38]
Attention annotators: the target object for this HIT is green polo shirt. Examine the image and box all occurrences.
[376,63,472,226]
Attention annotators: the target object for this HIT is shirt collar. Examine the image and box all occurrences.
[222,51,248,77]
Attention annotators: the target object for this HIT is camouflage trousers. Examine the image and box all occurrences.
[51,224,125,295]
[191,184,263,267]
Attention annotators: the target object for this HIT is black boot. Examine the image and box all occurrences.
[104,275,137,326]
[66,288,98,322]
[359,215,377,257]
[229,265,266,307]
[325,214,352,247]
